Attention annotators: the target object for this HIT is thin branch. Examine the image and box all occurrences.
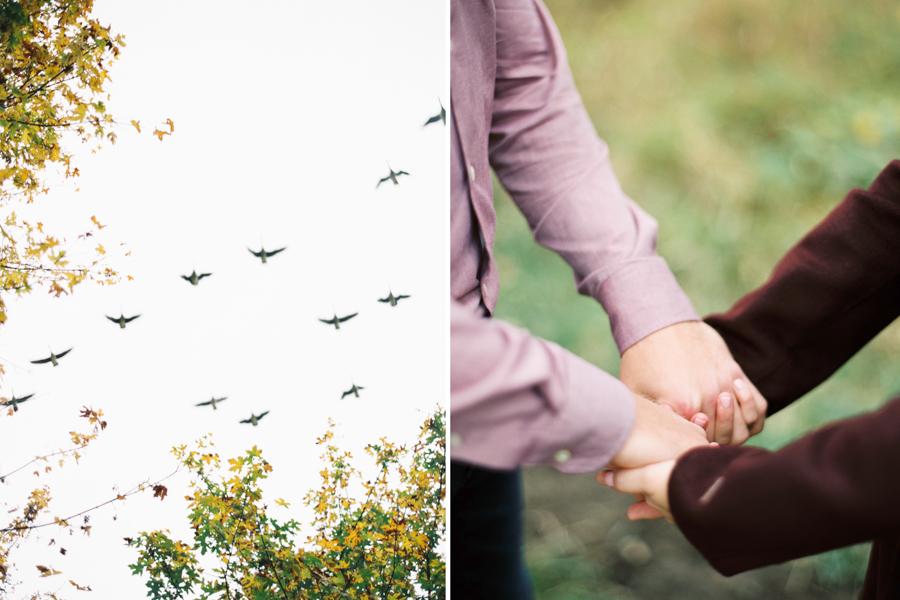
[0,442,90,481]
[0,466,182,533]
[2,118,70,129]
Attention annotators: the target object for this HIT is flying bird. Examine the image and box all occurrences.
[106,312,140,329]
[240,411,270,426]
[31,348,72,367]
[376,165,410,189]
[248,246,286,264]
[319,312,358,330]
[181,270,212,285]
[2,393,34,412]
[378,290,410,307]
[196,396,227,410]
[424,99,446,127]
[341,383,364,400]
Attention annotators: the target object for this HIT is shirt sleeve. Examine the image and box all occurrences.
[450,299,636,473]
[488,0,699,353]
[669,395,900,576]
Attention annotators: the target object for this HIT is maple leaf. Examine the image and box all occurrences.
[90,216,106,230]
[152,484,168,501]
[130,120,141,133]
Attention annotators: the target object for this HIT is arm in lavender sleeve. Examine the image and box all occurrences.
[483,0,769,443]
[451,299,636,473]
[488,0,698,352]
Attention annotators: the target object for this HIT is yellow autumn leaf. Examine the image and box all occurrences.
[95,244,105,255]
[130,119,140,133]
[36,565,61,577]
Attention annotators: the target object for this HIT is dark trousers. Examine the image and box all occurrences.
[450,461,535,600]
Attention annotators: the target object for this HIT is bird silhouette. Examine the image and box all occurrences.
[341,383,365,399]
[376,165,410,188]
[196,396,227,410]
[106,312,140,329]
[2,393,34,412]
[424,99,446,127]
[319,312,358,330]
[248,246,286,264]
[378,289,410,307]
[239,411,270,426]
[31,348,72,367]
[181,270,212,285]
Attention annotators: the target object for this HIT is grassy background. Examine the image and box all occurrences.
[490,0,900,597]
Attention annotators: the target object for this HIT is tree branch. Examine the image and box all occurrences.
[0,466,182,534]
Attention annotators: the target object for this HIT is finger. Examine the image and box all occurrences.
[746,379,768,436]
[627,500,664,520]
[730,403,750,445]
[699,394,718,442]
[714,392,734,445]
[596,470,612,486]
[606,467,644,496]
[733,378,758,425]
[690,413,709,430]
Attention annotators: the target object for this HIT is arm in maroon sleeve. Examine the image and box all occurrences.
[705,160,900,414]
[669,395,900,575]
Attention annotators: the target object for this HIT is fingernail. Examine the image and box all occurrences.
[733,379,745,390]
[604,471,614,486]
[720,393,732,409]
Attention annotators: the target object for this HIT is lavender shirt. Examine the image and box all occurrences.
[450,0,700,473]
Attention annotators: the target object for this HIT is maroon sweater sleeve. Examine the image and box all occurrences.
[705,160,900,414]
[669,396,900,575]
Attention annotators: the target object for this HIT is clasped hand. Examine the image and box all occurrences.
[602,321,767,521]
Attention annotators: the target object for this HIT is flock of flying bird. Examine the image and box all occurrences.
[3,98,445,425]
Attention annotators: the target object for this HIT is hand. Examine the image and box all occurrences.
[607,393,709,469]
[619,321,767,445]
[598,460,677,522]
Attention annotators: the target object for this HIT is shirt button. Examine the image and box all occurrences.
[450,433,462,448]
[553,449,572,464]
[468,164,476,181]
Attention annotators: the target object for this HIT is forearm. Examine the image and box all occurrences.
[706,160,900,414]
[450,299,636,473]
[669,395,900,575]
[488,0,698,353]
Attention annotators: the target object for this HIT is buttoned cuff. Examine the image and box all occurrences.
[523,352,636,473]
[598,257,700,354]
[451,347,636,474]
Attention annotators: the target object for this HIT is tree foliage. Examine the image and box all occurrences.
[0,0,172,326]
[127,410,446,600]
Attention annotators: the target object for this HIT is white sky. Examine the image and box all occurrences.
[0,0,448,597]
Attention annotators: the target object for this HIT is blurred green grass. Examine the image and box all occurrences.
[491,0,899,595]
